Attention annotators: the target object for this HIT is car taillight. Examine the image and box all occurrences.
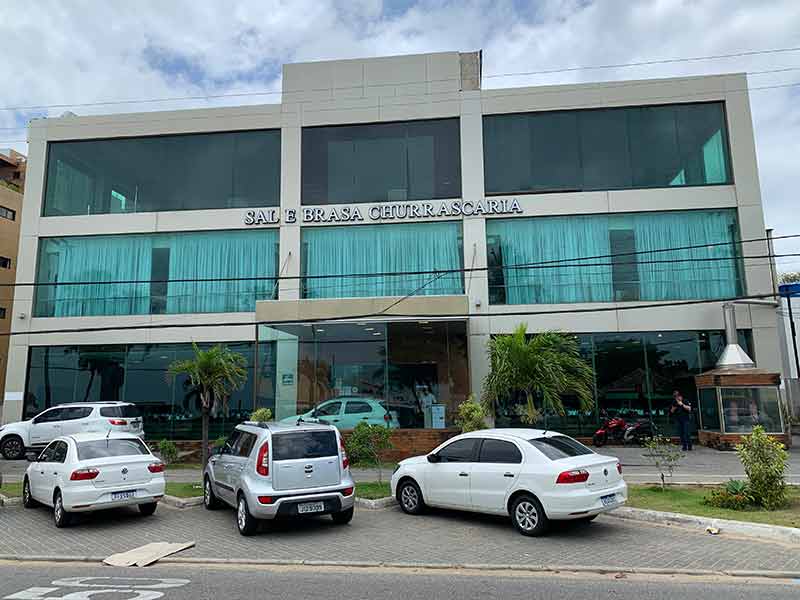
[343,487,354,496]
[108,419,127,426]
[340,437,349,470]
[258,496,274,504]
[256,441,269,476]
[70,468,99,481]
[148,462,165,473]
[556,469,590,484]
[617,462,622,475]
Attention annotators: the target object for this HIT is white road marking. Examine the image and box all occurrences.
[52,578,189,590]
[4,577,189,599]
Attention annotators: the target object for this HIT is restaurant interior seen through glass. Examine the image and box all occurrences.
[23,325,751,439]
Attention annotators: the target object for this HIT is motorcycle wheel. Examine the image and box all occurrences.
[592,431,607,447]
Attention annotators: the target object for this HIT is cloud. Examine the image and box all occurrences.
[1,0,798,269]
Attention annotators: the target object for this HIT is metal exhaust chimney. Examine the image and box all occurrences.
[716,303,755,369]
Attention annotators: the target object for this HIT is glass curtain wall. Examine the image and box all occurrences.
[494,329,753,437]
[483,102,731,194]
[486,209,742,304]
[258,321,469,429]
[43,130,281,216]
[34,229,279,317]
[24,342,277,439]
[301,221,464,298]
[302,118,461,204]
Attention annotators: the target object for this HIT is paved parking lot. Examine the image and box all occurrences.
[0,503,798,572]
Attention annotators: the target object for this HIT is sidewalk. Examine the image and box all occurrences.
[0,502,798,573]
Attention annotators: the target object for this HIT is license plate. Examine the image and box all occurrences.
[600,494,617,507]
[297,501,325,514]
[112,490,136,501]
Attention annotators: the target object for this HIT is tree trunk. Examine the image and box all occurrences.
[201,391,210,467]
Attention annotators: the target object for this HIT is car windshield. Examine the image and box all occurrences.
[77,439,150,460]
[528,435,594,460]
[272,431,338,460]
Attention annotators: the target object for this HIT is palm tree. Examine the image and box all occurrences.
[483,325,594,425]
[167,343,248,465]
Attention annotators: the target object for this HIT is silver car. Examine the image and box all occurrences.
[203,421,355,536]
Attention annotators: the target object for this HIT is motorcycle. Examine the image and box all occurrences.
[623,418,658,445]
[592,412,628,447]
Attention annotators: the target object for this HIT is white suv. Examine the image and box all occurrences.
[0,403,144,460]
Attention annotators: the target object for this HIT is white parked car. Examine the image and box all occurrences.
[390,429,627,536]
[0,402,144,460]
[279,397,400,430]
[22,432,166,528]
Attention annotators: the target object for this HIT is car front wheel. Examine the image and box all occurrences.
[397,480,425,515]
[204,477,221,510]
[0,436,25,460]
[53,491,72,528]
[511,494,548,537]
[236,494,258,536]
[22,477,38,508]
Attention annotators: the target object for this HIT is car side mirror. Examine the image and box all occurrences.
[427,453,440,463]
[25,451,39,462]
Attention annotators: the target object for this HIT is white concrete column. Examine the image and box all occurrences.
[278,105,302,301]
[459,90,491,400]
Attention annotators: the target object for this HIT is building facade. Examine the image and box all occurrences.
[2,51,781,443]
[0,150,24,415]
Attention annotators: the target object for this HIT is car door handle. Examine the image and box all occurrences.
[504,473,515,478]
[458,472,469,477]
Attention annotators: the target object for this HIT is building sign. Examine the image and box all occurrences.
[244,198,523,226]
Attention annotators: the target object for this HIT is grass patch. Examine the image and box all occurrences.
[0,482,22,498]
[355,481,391,499]
[350,461,398,471]
[165,463,202,471]
[627,484,800,528]
[165,482,204,498]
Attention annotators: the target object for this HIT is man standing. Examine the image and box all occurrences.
[670,390,693,451]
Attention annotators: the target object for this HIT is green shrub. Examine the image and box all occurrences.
[704,489,750,511]
[454,394,488,433]
[345,422,394,483]
[723,479,749,497]
[249,407,273,422]
[157,439,178,464]
[736,425,788,510]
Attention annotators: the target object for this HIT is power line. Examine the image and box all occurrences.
[0,291,782,338]
[2,232,795,289]
[2,74,800,144]
[2,44,799,114]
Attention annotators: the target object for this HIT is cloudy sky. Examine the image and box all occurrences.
[2,0,799,273]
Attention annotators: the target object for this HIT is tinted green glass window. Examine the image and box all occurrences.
[483,102,731,194]
[302,118,461,204]
[34,229,279,317]
[486,209,742,304]
[43,130,280,216]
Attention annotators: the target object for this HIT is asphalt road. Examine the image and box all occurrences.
[0,561,799,600]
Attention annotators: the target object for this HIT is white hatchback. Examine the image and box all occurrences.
[22,432,166,528]
[390,429,627,536]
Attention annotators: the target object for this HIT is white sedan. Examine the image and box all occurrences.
[22,432,166,528]
[390,428,627,536]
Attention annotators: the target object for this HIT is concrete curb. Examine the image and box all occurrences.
[355,496,397,510]
[606,506,800,545]
[0,493,20,507]
[161,495,203,509]
[0,554,798,579]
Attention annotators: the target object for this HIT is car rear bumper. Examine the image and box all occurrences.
[246,488,355,519]
[61,479,165,512]
[539,480,628,520]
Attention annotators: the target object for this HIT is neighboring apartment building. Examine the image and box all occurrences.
[0,150,24,414]
[2,51,781,445]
